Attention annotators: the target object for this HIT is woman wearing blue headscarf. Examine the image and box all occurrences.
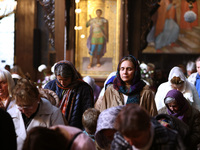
[99,55,157,116]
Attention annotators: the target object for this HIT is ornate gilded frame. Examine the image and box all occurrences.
[75,0,121,78]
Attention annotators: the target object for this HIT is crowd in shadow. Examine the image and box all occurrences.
[1,55,200,150]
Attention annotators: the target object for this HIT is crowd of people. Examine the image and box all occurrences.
[1,55,200,150]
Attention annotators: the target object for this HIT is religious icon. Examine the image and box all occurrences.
[144,0,200,54]
[147,0,179,51]
[86,9,108,69]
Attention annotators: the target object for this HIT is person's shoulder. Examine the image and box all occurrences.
[101,17,108,22]
[188,72,198,81]
[189,72,198,78]
[78,81,93,89]
[158,81,168,88]
[105,84,119,94]
[189,105,200,116]
[142,84,151,90]
[187,80,197,90]
[44,79,56,89]
[141,85,154,95]
[106,84,114,89]
[39,88,59,107]
[0,108,13,121]
[7,105,19,117]
[158,106,168,114]
[40,98,60,113]
[152,118,179,140]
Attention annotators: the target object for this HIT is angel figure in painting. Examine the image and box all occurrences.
[86,9,108,69]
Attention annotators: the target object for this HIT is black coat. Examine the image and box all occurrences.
[45,79,94,129]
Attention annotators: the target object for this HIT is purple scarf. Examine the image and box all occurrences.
[113,55,146,104]
[164,89,189,123]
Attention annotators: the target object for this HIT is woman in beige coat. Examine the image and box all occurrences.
[99,55,157,116]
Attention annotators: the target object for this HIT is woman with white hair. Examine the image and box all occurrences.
[186,61,196,77]
[0,69,15,111]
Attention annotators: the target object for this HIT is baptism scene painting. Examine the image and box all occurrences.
[143,0,200,54]
[75,0,121,78]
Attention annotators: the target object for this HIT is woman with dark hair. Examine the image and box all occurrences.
[44,60,94,129]
[99,55,157,116]
[159,89,200,149]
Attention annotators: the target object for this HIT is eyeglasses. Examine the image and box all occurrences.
[16,101,39,110]
[16,105,34,110]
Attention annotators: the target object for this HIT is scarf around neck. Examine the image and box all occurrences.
[113,55,146,104]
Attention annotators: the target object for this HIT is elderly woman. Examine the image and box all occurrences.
[44,60,94,129]
[8,78,65,150]
[155,66,200,111]
[159,89,200,149]
[0,69,15,111]
[99,55,157,116]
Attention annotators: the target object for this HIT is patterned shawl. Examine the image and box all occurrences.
[164,89,189,123]
[113,55,146,104]
[54,60,84,117]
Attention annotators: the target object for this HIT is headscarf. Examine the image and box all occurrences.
[83,76,101,103]
[164,89,189,123]
[95,105,124,149]
[98,71,117,98]
[168,66,187,93]
[54,60,83,90]
[113,55,146,104]
[54,61,93,123]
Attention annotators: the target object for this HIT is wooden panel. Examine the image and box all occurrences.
[55,0,65,62]
[127,0,142,58]
[15,0,37,80]
[65,0,75,63]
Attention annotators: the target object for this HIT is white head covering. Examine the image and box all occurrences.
[186,61,196,71]
[98,71,117,98]
[168,66,186,93]
[38,64,47,72]
[83,76,95,91]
